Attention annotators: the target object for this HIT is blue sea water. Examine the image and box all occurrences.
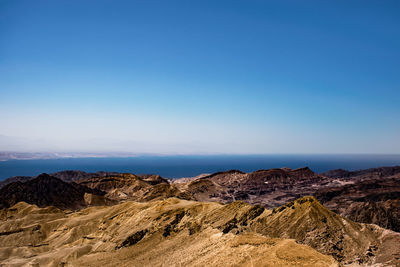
[0,154,400,181]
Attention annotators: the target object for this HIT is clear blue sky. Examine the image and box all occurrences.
[0,0,399,154]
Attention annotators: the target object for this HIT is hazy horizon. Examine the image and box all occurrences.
[1,148,400,156]
[1,1,399,154]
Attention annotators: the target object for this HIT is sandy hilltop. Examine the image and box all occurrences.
[1,166,400,266]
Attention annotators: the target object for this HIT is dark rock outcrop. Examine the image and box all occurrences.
[0,173,107,210]
[321,166,400,179]
[0,170,121,189]
[314,175,400,232]
[181,167,327,208]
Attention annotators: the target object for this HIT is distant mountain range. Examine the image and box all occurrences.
[1,165,400,266]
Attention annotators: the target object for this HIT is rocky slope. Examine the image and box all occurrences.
[76,173,191,202]
[175,167,332,208]
[321,166,400,180]
[0,170,119,189]
[0,174,114,210]
[172,166,400,233]
[0,198,339,267]
[0,172,190,209]
[250,196,400,266]
[1,197,400,266]
[0,176,32,189]
[314,172,400,232]
[1,166,399,233]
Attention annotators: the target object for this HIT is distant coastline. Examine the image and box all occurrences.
[2,152,400,161]
[0,152,144,161]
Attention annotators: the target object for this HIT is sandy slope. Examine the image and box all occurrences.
[0,198,337,267]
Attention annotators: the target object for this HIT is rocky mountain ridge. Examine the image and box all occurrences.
[1,197,400,266]
[1,166,400,266]
[1,166,399,233]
